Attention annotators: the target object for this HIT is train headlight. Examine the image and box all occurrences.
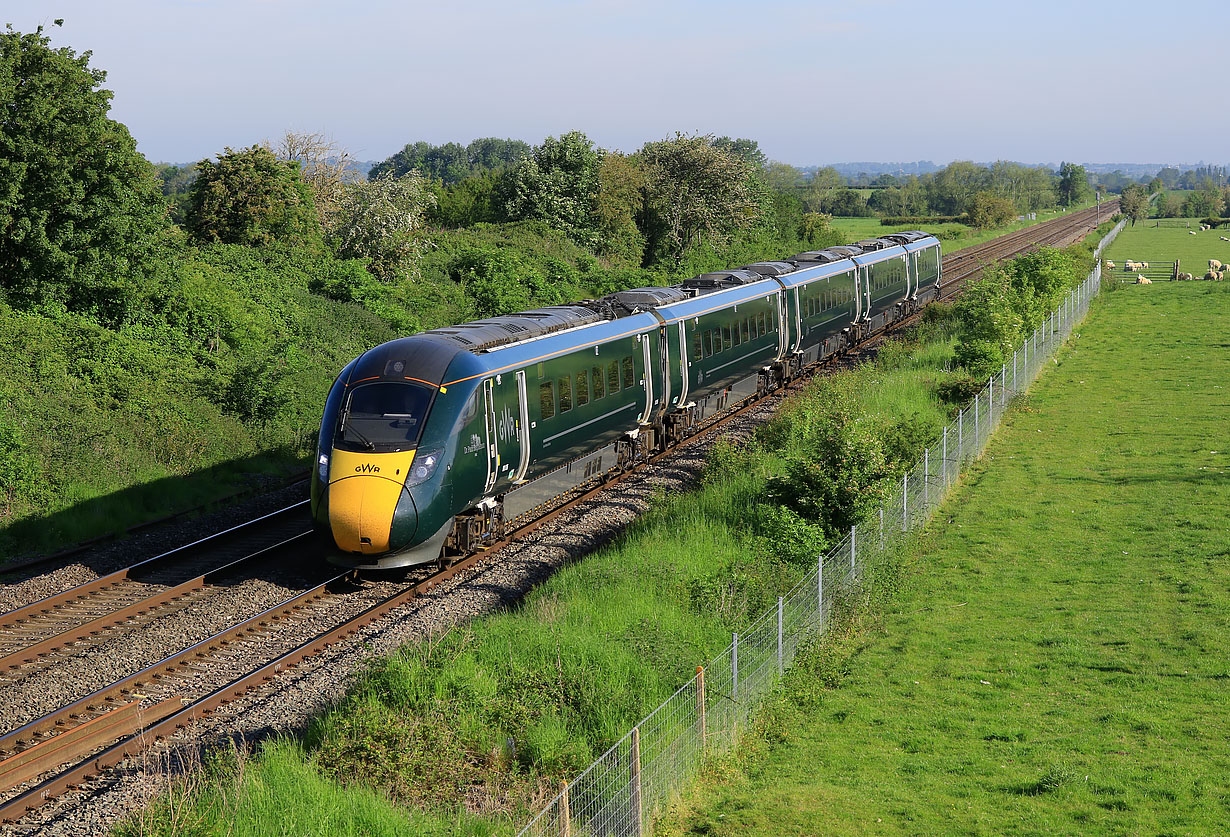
[318,454,329,482]
[406,449,442,487]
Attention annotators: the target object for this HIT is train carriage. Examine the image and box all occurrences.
[312,231,941,569]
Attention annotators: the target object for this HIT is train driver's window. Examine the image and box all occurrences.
[540,381,555,419]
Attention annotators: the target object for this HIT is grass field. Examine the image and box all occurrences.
[661,281,1230,835]
[830,198,1101,256]
[1104,221,1230,279]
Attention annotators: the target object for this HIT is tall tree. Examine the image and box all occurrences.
[187,145,322,247]
[592,152,647,266]
[330,172,434,281]
[275,131,358,231]
[711,136,767,169]
[1057,162,1091,207]
[1119,184,1149,226]
[504,131,602,244]
[638,133,760,263]
[0,24,167,321]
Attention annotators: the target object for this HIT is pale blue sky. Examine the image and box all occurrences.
[7,0,1226,166]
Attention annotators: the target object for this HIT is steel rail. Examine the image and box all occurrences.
[0,501,311,634]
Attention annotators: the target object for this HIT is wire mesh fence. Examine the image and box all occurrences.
[518,232,1118,837]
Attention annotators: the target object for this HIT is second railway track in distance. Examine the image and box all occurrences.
[0,203,1115,826]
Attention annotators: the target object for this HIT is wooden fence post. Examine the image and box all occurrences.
[560,780,572,837]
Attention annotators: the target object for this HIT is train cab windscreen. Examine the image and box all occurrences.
[337,382,434,452]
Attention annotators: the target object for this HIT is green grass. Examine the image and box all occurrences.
[659,281,1230,835]
[1104,221,1230,278]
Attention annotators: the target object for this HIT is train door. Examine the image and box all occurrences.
[677,320,691,405]
[657,324,675,412]
[510,370,530,484]
[855,266,866,321]
[907,251,918,298]
[637,332,654,424]
[481,378,499,495]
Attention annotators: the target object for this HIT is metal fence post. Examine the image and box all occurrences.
[958,407,963,464]
[974,392,980,449]
[777,597,783,677]
[902,473,908,531]
[696,666,707,747]
[817,553,824,623]
[731,633,739,705]
[879,507,884,550]
[850,525,856,578]
[1000,365,1006,408]
[630,727,643,837]
[942,425,949,489]
[923,446,930,508]
[988,376,994,428]
[1013,349,1018,393]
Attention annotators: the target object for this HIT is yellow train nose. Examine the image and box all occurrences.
[327,449,417,554]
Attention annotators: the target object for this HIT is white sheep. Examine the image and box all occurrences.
[1141,262,1149,269]
[1220,236,1230,241]
[1136,276,1152,284]
[1204,271,1220,280]
[1190,230,1198,235]
[1105,260,1115,268]
[1210,259,1223,271]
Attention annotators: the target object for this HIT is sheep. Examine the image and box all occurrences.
[1204,271,1220,280]
[1124,260,1141,271]
[1190,230,1198,235]
[1136,276,1152,284]
[1141,262,1149,269]
[1209,259,1223,271]
[1105,260,1115,269]
[1220,236,1230,241]
[1180,272,1195,281]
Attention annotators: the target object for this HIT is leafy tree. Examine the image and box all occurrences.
[186,145,322,247]
[430,171,505,228]
[370,137,530,185]
[1119,184,1149,225]
[1183,189,1224,218]
[504,131,602,245]
[1057,162,1091,206]
[329,172,434,280]
[592,152,647,266]
[802,166,845,213]
[638,133,760,263]
[927,161,988,215]
[1156,191,1184,218]
[968,191,1017,229]
[711,136,767,169]
[762,161,804,193]
[0,25,168,321]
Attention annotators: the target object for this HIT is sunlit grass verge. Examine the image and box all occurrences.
[117,315,971,836]
[657,281,1230,836]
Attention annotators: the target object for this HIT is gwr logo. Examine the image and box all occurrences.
[354,463,380,474]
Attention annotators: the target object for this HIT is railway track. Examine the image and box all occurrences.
[0,204,1115,825]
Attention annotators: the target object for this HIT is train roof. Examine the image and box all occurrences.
[654,278,781,323]
[421,305,604,352]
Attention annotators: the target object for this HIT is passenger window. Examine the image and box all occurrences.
[608,360,620,393]
[592,365,604,399]
[723,324,732,350]
[732,320,741,347]
[540,381,555,419]
[622,356,635,389]
[703,330,713,357]
[576,369,589,407]
[742,318,750,343]
[559,375,572,413]
[692,331,702,360]
[757,311,766,336]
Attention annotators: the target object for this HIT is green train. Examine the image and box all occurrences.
[311,232,941,568]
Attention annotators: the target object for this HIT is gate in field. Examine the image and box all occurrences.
[1105,258,1179,282]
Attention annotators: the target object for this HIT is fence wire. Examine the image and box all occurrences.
[519,225,1120,837]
